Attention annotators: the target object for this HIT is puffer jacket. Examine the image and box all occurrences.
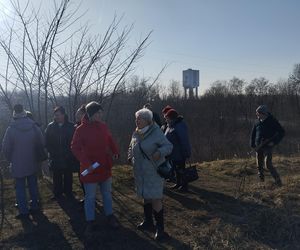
[2,117,44,178]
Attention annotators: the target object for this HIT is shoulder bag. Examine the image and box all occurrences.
[183,163,199,183]
[138,143,172,179]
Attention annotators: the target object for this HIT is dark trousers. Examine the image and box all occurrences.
[171,161,187,187]
[53,168,73,196]
[256,147,280,181]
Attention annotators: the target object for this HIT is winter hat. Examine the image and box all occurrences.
[256,105,269,115]
[165,109,178,120]
[13,104,27,119]
[162,105,172,115]
[86,101,103,119]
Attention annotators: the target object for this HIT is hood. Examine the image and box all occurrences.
[10,117,35,132]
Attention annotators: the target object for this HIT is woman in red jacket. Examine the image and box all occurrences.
[71,101,119,235]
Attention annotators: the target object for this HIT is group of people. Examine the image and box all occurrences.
[1,101,284,241]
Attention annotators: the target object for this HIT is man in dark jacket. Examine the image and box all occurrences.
[164,109,191,191]
[250,105,285,186]
[45,106,76,199]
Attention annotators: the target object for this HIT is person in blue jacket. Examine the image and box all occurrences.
[2,104,44,219]
[164,109,191,191]
[250,105,285,186]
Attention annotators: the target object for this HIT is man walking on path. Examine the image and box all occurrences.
[250,105,285,186]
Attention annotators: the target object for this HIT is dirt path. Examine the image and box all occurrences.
[1,159,300,249]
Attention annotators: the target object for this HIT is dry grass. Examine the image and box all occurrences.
[1,156,300,249]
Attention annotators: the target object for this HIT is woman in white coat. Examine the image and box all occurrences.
[128,108,173,240]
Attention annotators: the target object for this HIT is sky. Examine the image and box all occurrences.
[1,0,300,94]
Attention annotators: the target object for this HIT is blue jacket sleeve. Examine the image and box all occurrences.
[174,122,191,159]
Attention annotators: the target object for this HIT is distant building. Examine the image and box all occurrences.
[183,69,199,98]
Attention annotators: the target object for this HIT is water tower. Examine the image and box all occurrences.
[183,69,199,98]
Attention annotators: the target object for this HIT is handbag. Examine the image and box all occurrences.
[156,160,173,179]
[183,164,199,183]
[138,143,172,179]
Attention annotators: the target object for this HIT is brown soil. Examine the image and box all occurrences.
[1,156,300,249]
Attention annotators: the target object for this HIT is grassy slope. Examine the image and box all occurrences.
[1,156,300,250]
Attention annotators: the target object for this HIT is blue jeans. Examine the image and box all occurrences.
[15,174,39,214]
[84,178,113,221]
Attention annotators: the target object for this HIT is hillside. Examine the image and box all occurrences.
[1,156,300,249]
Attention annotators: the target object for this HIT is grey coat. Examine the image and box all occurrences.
[2,117,44,178]
[128,124,173,199]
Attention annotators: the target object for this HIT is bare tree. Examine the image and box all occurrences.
[0,0,151,126]
[288,64,300,114]
[167,80,182,99]
[228,77,245,95]
[251,77,269,96]
[205,80,229,96]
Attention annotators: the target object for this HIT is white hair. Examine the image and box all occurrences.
[135,108,153,123]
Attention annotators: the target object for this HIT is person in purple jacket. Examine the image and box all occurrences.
[2,104,44,219]
[164,109,191,192]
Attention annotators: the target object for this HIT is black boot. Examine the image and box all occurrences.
[178,169,188,192]
[178,182,189,192]
[258,173,265,182]
[153,209,169,241]
[269,168,282,187]
[274,176,282,187]
[171,171,181,189]
[137,203,154,231]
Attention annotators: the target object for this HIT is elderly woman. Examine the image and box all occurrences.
[164,109,191,192]
[71,101,119,236]
[128,108,173,241]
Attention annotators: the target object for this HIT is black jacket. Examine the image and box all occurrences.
[45,120,76,170]
[250,114,285,148]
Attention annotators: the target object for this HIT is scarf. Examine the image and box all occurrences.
[137,125,150,135]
